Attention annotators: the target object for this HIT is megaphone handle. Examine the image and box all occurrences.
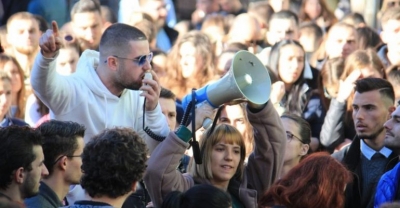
[202,118,213,129]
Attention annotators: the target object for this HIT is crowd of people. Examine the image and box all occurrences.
[1,0,400,207]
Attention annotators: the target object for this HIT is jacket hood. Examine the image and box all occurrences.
[74,50,124,101]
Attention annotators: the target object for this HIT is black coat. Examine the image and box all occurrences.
[332,138,399,208]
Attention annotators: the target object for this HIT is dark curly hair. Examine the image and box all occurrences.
[81,128,148,198]
[0,126,42,189]
[37,120,86,176]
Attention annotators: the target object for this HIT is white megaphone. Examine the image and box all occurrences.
[181,50,272,128]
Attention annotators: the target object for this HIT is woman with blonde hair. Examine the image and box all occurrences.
[162,31,217,99]
[145,100,286,208]
[320,49,386,151]
[0,54,26,119]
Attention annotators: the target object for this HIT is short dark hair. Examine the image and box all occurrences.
[0,126,42,190]
[160,87,176,100]
[269,10,299,28]
[99,23,147,57]
[37,120,86,176]
[342,12,366,26]
[70,0,101,19]
[161,184,232,208]
[354,78,395,104]
[81,128,148,198]
[100,6,117,23]
[299,22,323,40]
[281,113,311,144]
[387,65,400,87]
[356,27,382,50]
[33,15,49,33]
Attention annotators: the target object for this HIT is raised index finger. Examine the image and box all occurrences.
[51,21,59,36]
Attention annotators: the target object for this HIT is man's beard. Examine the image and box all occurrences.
[358,126,385,140]
[15,45,38,55]
[21,174,39,198]
[117,64,142,91]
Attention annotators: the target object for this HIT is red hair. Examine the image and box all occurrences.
[259,152,352,208]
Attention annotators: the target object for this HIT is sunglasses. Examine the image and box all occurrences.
[109,52,153,66]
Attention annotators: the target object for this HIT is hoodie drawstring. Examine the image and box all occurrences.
[103,94,108,128]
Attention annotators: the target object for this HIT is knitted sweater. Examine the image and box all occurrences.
[360,153,387,208]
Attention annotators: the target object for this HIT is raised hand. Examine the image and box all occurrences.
[39,21,63,58]
[336,70,362,103]
[270,81,286,105]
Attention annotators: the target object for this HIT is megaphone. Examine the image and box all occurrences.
[182,50,271,125]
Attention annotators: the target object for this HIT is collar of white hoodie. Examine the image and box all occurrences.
[74,49,127,100]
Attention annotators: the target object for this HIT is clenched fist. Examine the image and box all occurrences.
[40,21,63,58]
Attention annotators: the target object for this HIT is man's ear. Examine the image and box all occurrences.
[106,56,118,71]
[299,144,310,156]
[57,156,68,171]
[14,167,25,184]
[389,105,396,114]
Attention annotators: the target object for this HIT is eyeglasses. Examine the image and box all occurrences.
[51,154,82,166]
[111,52,153,66]
[67,155,82,158]
[286,131,303,143]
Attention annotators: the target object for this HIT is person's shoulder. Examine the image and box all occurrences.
[24,194,47,208]
[331,143,351,161]
[9,118,29,127]
[383,162,400,181]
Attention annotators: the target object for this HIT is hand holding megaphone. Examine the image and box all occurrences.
[190,102,215,131]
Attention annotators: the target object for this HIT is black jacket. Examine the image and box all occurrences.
[332,138,399,208]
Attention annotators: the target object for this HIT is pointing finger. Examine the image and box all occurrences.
[52,21,59,37]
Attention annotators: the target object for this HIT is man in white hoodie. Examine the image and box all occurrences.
[31,21,169,154]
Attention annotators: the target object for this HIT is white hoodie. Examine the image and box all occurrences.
[31,50,169,153]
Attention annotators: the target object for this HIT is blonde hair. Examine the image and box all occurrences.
[0,54,26,119]
[190,124,246,180]
[6,12,36,31]
[341,49,385,80]
[341,49,386,127]
[163,31,217,99]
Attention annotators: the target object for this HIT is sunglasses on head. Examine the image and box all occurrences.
[108,52,154,66]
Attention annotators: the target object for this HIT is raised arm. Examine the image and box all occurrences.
[144,103,214,207]
[319,98,346,150]
[31,21,80,114]
[320,70,360,151]
[246,101,286,198]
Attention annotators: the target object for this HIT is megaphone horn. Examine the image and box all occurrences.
[182,50,271,112]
